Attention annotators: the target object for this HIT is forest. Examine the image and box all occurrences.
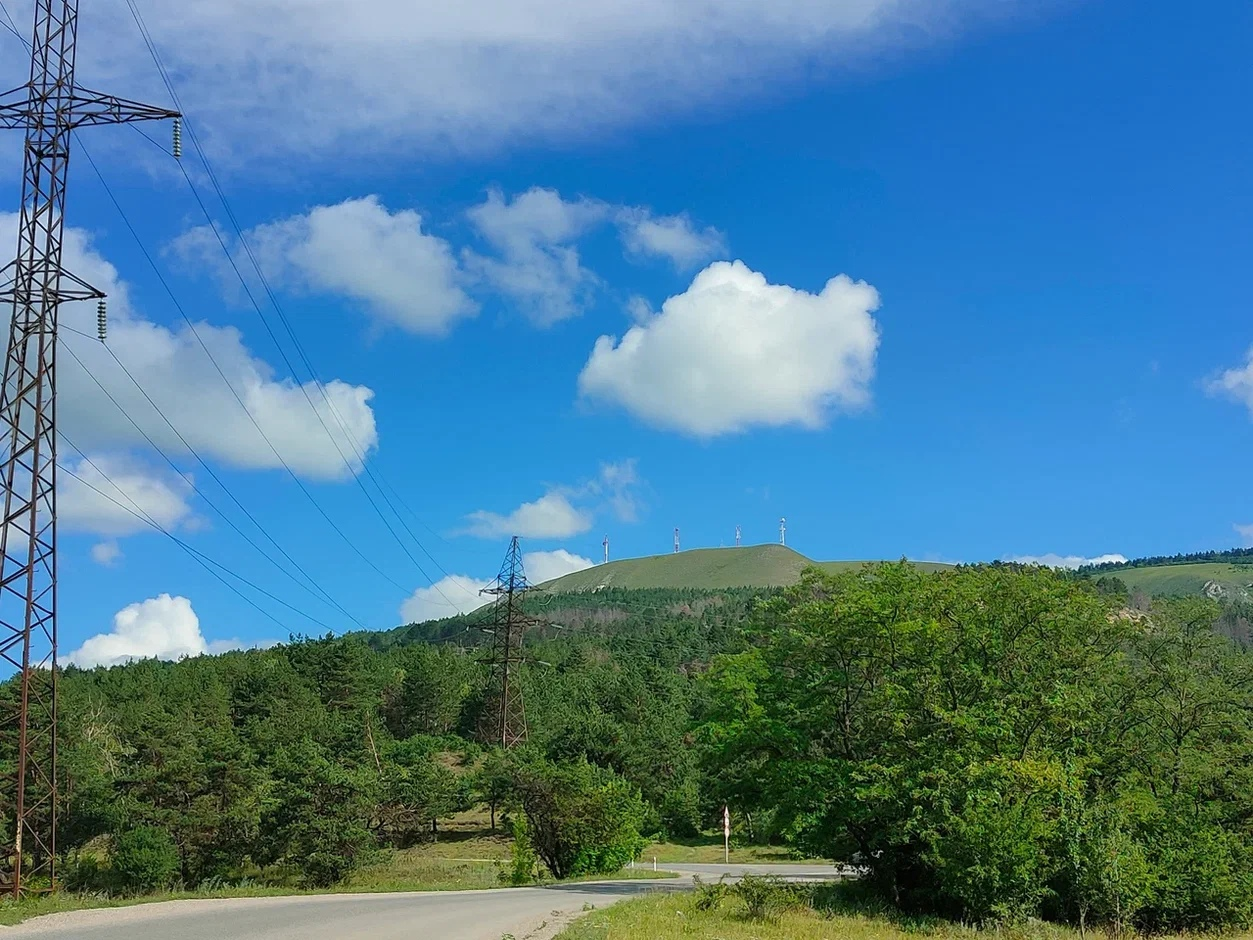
[6,564,1253,930]
[1078,547,1253,571]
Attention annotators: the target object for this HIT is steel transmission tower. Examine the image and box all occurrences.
[480,538,534,749]
[0,0,178,895]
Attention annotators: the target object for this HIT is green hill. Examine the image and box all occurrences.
[1099,562,1253,601]
[537,544,952,593]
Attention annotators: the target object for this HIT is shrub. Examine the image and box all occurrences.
[510,755,647,880]
[732,873,811,922]
[1139,823,1253,932]
[112,825,179,894]
[693,873,731,912]
[506,815,538,885]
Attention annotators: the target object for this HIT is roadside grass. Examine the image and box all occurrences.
[554,891,1253,940]
[642,833,820,864]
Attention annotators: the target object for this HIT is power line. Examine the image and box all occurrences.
[120,0,463,595]
[10,0,466,613]
[59,436,332,633]
[72,143,417,597]
[61,340,367,629]
[0,1,20,41]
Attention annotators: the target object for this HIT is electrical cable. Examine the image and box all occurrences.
[61,339,367,629]
[0,8,413,604]
[73,141,417,596]
[121,0,466,594]
[0,0,21,42]
[59,436,334,634]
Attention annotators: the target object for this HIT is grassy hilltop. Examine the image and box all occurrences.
[537,544,952,593]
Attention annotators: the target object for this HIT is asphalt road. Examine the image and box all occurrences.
[3,864,842,940]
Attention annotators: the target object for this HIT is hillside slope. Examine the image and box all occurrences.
[1101,562,1253,601]
[537,544,951,593]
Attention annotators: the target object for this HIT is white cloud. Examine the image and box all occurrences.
[1235,524,1253,547]
[578,260,880,436]
[398,549,593,622]
[582,459,643,523]
[61,455,196,537]
[617,210,726,269]
[55,1,1015,160]
[0,213,380,481]
[524,549,595,584]
[176,196,476,336]
[67,594,243,668]
[91,541,123,567]
[465,188,606,325]
[463,461,642,539]
[465,492,593,540]
[1004,553,1128,570]
[1207,349,1253,417]
[400,574,492,623]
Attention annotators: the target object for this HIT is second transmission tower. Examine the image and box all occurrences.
[480,537,534,749]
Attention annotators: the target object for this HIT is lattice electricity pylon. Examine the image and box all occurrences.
[479,537,535,749]
[0,0,178,897]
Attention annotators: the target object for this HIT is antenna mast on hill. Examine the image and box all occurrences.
[603,535,609,565]
[480,537,534,749]
[779,517,786,546]
[0,0,179,897]
[674,527,680,553]
[735,525,741,547]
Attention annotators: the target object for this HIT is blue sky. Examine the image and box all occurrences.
[3,0,1253,664]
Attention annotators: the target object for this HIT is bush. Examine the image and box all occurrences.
[932,794,1053,923]
[505,815,538,885]
[61,852,109,893]
[112,826,179,894]
[732,873,810,922]
[693,873,731,912]
[1140,823,1253,932]
[510,755,647,880]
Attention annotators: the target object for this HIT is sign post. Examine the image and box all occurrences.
[723,805,730,863]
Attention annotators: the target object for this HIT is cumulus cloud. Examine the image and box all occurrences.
[464,492,593,540]
[578,260,880,436]
[1004,553,1128,570]
[465,188,606,325]
[617,209,726,269]
[1207,349,1253,417]
[91,541,123,567]
[463,461,643,540]
[1235,524,1253,547]
[67,594,244,668]
[61,455,197,537]
[0,214,380,481]
[399,574,492,623]
[398,549,594,622]
[57,1,1016,159]
[524,549,596,584]
[175,196,476,335]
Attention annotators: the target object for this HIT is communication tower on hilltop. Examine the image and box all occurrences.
[602,535,609,565]
[674,527,680,553]
[0,0,179,897]
[735,525,741,547]
[780,517,787,546]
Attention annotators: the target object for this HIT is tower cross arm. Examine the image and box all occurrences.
[60,87,180,128]
[0,83,179,130]
[0,85,29,130]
